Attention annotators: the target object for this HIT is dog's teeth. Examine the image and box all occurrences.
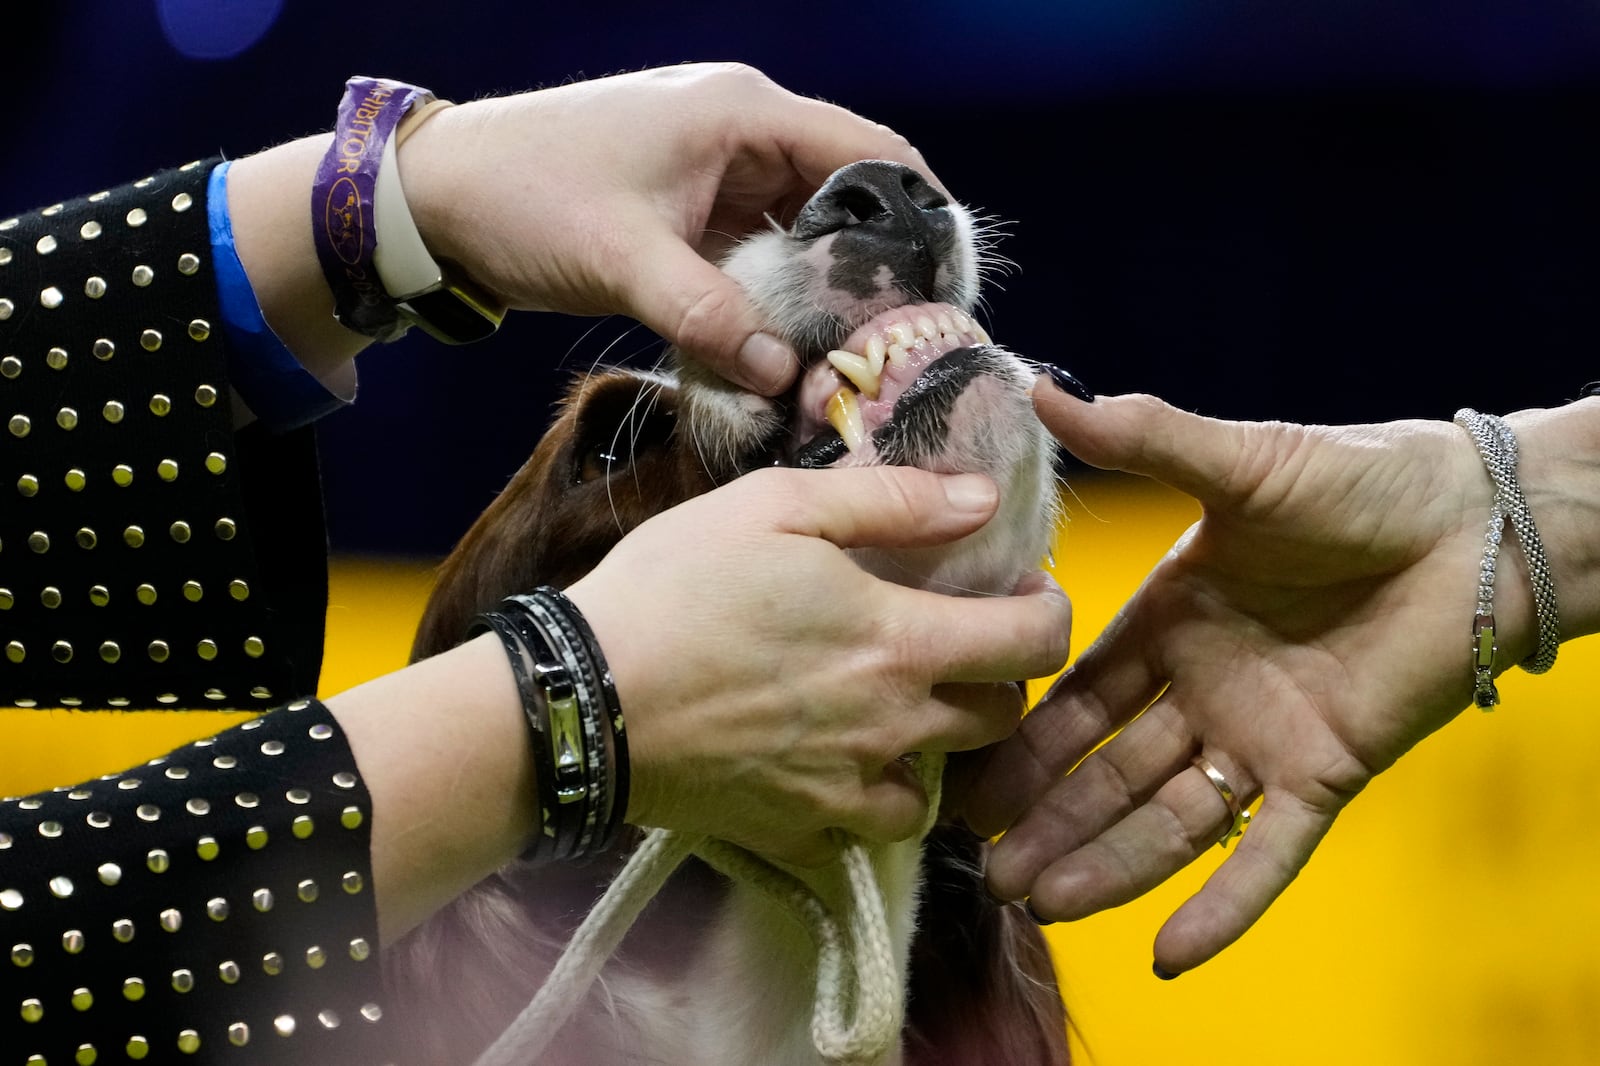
[886,342,909,367]
[974,323,992,345]
[915,315,937,341]
[888,322,916,348]
[826,349,881,399]
[952,310,975,335]
[825,387,867,453]
[864,334,886,376]
[936,311,956,336]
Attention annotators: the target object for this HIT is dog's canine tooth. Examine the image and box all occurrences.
[825,387,867,452]
[826,349,881,400]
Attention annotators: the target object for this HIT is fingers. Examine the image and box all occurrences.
[621,232,799,394]
[1031,379,1262,508]
[769,91,945,197]
[755,466,1001,547]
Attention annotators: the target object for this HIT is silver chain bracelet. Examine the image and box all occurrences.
[1452,409,1561,709]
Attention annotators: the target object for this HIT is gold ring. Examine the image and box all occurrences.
[1193,755,1250,848]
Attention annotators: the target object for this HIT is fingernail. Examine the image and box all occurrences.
[1025,901,1054,927]
[942,473,998,514]
[1152,963,1180,981]
[736,332,798,396]
[1043,365,1094,403]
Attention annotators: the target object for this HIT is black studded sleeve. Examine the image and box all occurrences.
[2,167,395,1062]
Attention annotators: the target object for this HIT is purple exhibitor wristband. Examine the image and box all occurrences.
[312,76,432,342]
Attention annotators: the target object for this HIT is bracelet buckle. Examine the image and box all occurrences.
[1471,611,1499,710]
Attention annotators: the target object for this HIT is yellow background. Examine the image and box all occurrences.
[3,473,1597,1065]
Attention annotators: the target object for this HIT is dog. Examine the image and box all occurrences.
[384,160,1070,1066]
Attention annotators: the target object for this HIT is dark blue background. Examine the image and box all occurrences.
[9,1,1597,554]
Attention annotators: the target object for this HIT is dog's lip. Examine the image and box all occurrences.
[789,301,991,461]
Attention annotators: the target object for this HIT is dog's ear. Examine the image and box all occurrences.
[411,368,704,663]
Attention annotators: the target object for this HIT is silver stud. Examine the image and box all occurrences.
[18,799,42,810]
[74,1044,96,1065]
[159,908,181,932]
[80,219,102,240]
[262,739,286,756]
[274,1014,297,1037]
[51,641,73,664]
[40,286,64,309]
[57,407,79,430]
[186,797,211,816]
[97,862,120,885]
[360,1003,383,1022]
[135,585,156,607]
[297,878,318,902]
[333,772,359,790]
[251,687,273,700]
[122,976,144,1001]
[16,474,37,496]
[230,579,251,601]
[285,789,311,806]
[188,318,211,341]
[126,207,147,227]
[9,414,30,438]
[218,959,240,983]
[0,217,14,229]
[306,945,326,968]
[240,718,264,730]
[244,636,265,658]
[196,836,219,860]
[67,788,92,800]
[67,470,88,492]
[147,640,169,662]
[183,581,203,602]
[87,811,111,828]
[164,765,189,780]
[171,969,194,993]
[0,589,10,610]
[139,328,161,351]
[49,875,74,898]
[98,642,119,664]
[215,517,237,540]
[178,252,200,275]
[318,1009,341,1029]
[10,942,33,966]
[125,1036,149,1060]
[292,815,314,839]
[213,754,238,769]
[117,778,140,790]
[0,355,19,378]
[27,531,48,553]
[112,918,134,943]
[341,870,365,894]
[177,1029,200,1053]
[20,997,42,1022]
[42,202,64,216]
[204,451,227,474]
[0,247,9,265]
[349,937,372,961]
[136,803,160,821]
[71,989,93,1013]
[74,527,95,549]
[39,819,63,837]
[236,791,260,811]
[246,826,269,851]
[84,275,107,299]
[62,929,85,952]
[158,460,179,483]
[206,897,228,921]
[35,234,57,255]
[228,1021,250,1046]
[0,297,11,318]
[172,192,194,213]
[149,393,171,416]
[46,346,68,369]
[147,848,170,873]
[89,190,110,202]
[252,887,273,911]
[0,888,21,909]
[92,338,114,361]
[262,951,284,974]
[113,465,134,487]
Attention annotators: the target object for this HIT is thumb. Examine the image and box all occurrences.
[622,231,799,395]
[749,466,1000,550]
[1033,382,1255,507]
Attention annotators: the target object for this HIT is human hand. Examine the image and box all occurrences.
[564,465,1071,867]
[402,63,939,394]
[963,383,1528,975]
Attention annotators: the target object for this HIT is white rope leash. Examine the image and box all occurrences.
[470,754,945,1066]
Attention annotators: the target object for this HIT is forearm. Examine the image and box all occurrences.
[1504,395,1600,652]
[324,633,536,943]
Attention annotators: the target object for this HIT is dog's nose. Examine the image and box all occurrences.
[792,160,955,301]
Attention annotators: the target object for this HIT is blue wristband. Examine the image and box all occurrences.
[209,161,353,432]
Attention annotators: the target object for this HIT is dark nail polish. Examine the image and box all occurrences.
[1045,365,1094,403]
[1025,902,1054,927]
[1152,963,1180,981]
